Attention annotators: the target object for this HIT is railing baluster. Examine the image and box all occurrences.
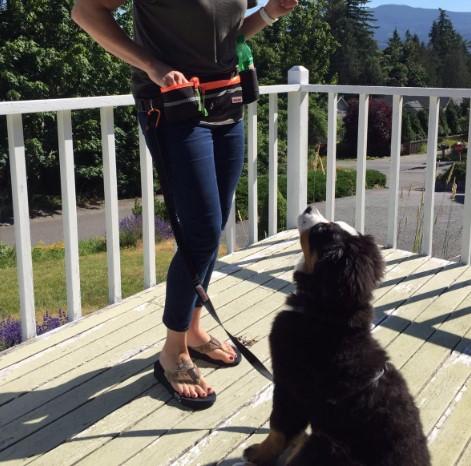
[462,101,471,264]
[326,92,338,221]
[422,96,441,256]
[100,107,122,303]
[57,110,82,321]
[6,114,36,340]
[287,66,309,228]
[387,95,403,248]
[355,94,369,233]
[248,101,258,244]
[225,195,236,254]
[268,93,278,236]
[138,125,156,288]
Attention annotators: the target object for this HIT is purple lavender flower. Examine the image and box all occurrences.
[119,213,143,248]
[0,310,68,351]
[0,318,22,349]
[120,212,173,245]
[155,216,173,241]
[36,309,68,335]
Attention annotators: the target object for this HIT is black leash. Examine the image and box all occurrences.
[146,108,273,382]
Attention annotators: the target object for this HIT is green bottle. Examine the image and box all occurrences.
[236,35,259,103]
[236,35,255,72]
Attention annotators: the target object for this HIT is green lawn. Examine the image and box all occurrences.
[0,241,176,321]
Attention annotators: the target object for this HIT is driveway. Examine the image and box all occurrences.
[336,153,452,190]
[0,153,462,260]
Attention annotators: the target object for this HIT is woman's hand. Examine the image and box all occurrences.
[145,61,188,87]
[265,0,298,19]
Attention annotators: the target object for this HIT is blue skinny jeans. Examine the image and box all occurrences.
[138,113,245,332]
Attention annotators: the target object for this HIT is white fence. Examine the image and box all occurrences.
[1,66,471,341]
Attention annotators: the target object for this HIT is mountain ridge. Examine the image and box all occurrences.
[371,4,471,48]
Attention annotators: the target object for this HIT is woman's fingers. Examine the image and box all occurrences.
[161,71,188,86]
[146,62,188,87]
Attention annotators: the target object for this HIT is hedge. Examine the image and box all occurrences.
[236,169,386,238]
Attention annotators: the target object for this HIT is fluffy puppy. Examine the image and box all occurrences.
[244,206,430,466]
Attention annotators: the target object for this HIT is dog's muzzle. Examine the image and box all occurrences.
[297,205,359,237]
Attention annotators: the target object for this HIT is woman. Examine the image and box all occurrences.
[72,0,298,409]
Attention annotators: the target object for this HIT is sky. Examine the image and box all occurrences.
[368,1,471,12]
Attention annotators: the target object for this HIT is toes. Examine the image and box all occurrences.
[174,383,185,396]
[194,385,207,398]
[223,343,237,360]
[188,386,198,398]
[200,379,214,395]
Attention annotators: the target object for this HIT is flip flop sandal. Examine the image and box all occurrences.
[153,359,216,410]
[188,335,242,367]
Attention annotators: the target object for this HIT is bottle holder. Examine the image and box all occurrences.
[240,67,259,104]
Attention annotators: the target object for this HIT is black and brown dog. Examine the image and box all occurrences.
[244,206,431,466]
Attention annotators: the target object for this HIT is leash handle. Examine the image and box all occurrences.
[147,113,273,382]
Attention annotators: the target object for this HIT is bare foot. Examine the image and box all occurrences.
[187,329,237,364]
[159,348,214,399]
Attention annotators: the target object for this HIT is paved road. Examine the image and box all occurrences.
[0,154,462,260]
[0,199,137,247]
[337,153,453,190]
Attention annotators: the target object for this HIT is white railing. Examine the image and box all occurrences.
[1,66,471,341]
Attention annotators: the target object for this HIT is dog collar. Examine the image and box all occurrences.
[327,365,387,406]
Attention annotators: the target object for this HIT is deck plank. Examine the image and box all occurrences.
[0,238,298,407]
[0,230,296,373]
[456,437,471,466]
[417,326,471,435]
[0,247,298,460]
[428,374,471,465]
[0,234,469,466]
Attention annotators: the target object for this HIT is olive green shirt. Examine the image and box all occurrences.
[132,0,247,98]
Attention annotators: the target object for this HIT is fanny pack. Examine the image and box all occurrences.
[137,70,259,126]
[158,75,243,124]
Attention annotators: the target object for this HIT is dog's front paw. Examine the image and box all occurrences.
[243,443,277,466]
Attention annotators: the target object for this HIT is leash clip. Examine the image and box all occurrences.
[145,101,161,131]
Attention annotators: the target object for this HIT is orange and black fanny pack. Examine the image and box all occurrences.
[138,75,245,126]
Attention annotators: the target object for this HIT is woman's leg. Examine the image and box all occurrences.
[187,121,245,362]
[139,114,224,397]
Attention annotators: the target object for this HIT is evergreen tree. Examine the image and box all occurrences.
[429,9,471,88]
[402,32,428,87]
[445,101,461,135]
[382,30,408,87]
[251,0,335,85]
[382,30,428,87]
[326,0,383,85]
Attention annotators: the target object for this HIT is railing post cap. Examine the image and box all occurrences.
[288,66,309,85]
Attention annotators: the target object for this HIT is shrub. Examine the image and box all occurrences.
[236,169,386,220]
[78,237,107,255]
[343,98,393,158]
[236,169,386,235]
[0,242,15,268]
[259,189,288,236]
[132,197,170,221]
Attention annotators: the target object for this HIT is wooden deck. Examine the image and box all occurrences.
[0,229,470,465]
